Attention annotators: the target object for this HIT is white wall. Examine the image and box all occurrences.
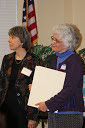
[37,0,65,46]
[72,0,85,51]
[17,0,24,25]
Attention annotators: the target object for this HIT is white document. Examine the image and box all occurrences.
[21,67,32,77]
[28,66,66,108]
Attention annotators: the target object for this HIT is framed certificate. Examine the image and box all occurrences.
[27,66,66,108]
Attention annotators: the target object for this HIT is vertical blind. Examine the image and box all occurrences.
[0,0,17,66]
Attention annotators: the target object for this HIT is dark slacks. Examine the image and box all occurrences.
[0,104,28,128]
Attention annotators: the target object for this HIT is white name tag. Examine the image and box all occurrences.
[21,67,32,77]
[60,64,66,70]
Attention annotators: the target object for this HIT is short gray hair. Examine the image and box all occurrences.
[8,26,31,51]
[52,24,80,51]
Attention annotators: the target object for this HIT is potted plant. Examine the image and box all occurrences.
[30,44,56,67]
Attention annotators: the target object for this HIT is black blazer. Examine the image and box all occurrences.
[0,51,43,121]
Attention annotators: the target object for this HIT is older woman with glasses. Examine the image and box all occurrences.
[36,24,84,128]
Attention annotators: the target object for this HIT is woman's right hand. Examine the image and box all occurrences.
[28,84,32,92]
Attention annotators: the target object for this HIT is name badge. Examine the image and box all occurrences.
[21,67,32,77]
[60,64,66,70]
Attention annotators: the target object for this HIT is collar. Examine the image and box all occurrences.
[56,50,74,58]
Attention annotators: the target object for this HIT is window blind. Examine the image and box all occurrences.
[0,0,17,66]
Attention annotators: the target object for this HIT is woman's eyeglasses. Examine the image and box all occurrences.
[51,36,62,44]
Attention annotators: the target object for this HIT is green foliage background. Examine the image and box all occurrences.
[30,45,56,67]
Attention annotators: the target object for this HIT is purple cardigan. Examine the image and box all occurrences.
[45,54,84,113]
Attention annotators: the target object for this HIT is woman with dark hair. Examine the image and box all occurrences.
[0,26,43,128]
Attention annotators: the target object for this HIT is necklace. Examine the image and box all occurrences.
[15,51,26,65]
[15,58,23,64]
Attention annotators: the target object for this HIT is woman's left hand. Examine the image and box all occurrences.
[28,120,36,128]
[35,102,47,112]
